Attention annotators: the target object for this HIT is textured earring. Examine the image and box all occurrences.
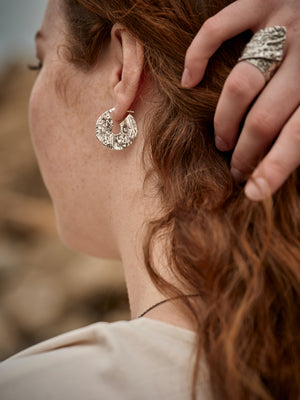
[96,108,138,150]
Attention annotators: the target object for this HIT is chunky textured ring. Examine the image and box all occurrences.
[238,26,287,82]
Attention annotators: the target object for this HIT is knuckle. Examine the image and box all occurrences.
[201,16,222,39]
[246,110,277,140]
[225,73,252,99]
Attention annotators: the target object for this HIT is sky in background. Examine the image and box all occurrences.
[0,0,48,67]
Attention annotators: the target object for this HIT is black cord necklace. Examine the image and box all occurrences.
[138,294,202,318]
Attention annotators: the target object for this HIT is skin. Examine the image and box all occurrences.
[182,0,300,201]
[30,0,197,331]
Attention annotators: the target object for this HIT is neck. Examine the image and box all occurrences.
[108,111,198,331]
[115,208,198,331]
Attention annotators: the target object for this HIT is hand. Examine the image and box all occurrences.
[182,0,300,201]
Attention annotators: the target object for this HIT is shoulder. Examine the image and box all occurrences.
[0,318,210,400]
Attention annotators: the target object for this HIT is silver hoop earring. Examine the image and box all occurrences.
[96,108,138,150]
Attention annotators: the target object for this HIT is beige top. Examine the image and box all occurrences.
[0,317,213,400]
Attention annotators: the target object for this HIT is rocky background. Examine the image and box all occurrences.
[0,62,130,361]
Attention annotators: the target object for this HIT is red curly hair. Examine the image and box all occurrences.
[63,1,300,399]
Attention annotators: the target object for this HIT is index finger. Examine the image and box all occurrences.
[181,0,267,88]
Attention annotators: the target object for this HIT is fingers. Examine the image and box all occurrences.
[181,0,300,200]
[181,0,265,88]
[214,62,265,151]
[230,54,300,179]
[244,105,300,201]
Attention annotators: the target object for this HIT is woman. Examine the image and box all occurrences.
[0,0,299,399]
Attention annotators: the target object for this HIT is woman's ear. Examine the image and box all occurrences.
[110,24,144,122]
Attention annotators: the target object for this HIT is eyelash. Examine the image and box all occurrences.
[27,61,43,71]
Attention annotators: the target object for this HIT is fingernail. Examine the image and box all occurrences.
[181,68,191,88]
[230,167,244,182]
[215,136,229,151]
[244,177,270,201]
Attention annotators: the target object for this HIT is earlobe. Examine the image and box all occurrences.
[110,24,144,123]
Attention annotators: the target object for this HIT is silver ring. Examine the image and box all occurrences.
[238,26,287,82]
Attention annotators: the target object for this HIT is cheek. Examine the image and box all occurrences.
[28,68,117,256]
[29,73,60,178]
[29,61,114,191]
[29,70,80,193]
[29,92,44,161]
[29,75,87,230]
[29,80,49,190]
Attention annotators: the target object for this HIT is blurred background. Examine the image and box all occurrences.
[0,0,129,361]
